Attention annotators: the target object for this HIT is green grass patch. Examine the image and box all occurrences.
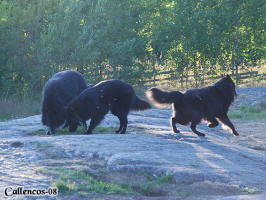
[36,141,53,148]
[229,105,266,120]
[37,168,62,176]
[38,167,174,197]
[121,174,174,196]
[94,126,117,133]
[39,167,135,196]
[28,126,117,136]
[240,187,260,194]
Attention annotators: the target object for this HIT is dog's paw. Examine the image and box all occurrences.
[233,132,239,136]
[197,132,205,136]
[173,128,180,133]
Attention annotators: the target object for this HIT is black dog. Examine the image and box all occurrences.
[41,70,88,134]
[146,75,239,136]
[66,79,151,134]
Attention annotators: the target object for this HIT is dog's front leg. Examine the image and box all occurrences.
[171,117,180,133]
[85,115,104,134]
[218,115,239,136]
[190,122,205,136]
[47,127,55,135]
[115,116,123,133]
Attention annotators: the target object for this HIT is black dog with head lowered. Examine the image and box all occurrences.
[146,75,239,136]
[66,79,151,134]
[41,70,88,134]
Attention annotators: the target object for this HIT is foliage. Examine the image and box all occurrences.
[0,0,265,98]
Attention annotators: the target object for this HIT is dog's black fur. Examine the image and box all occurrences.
[146,75,239,136]
[66,79,151,134]
[41,70,87,134]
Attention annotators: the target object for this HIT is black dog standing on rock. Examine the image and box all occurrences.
[66,79,151,134]
[146,75,239,136]
[41,70,88,134]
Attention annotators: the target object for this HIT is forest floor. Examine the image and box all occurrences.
[0,87,265,200]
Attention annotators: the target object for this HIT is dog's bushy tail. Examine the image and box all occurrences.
[132,96,151,111]
[146,88,183,107]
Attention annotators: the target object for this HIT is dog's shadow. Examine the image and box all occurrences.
[160,132,208,144]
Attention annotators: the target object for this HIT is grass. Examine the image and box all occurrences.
[39,167,136,196]
[38,167,175,197]
[28,126,117,136]
[36,141,54,149]
[0,97,40,121]
[240,187,260,194]
[120,174,174,196]
[229,105,266,120]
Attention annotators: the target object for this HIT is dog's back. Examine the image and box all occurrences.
[80,79,150,110]
[41,70,87,130]
[184,75,236,115]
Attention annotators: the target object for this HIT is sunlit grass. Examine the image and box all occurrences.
[240,187,260,194]
[229,105,266,120]
[39,168,136,196]
[120,173,174,196]
[38,167,175,197]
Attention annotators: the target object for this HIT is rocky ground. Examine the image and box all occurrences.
[0,87,265,200]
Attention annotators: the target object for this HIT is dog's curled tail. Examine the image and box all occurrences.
[132,96,151,111]
[146,88,183,107]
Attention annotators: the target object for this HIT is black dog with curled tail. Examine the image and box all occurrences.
[146,75,239,137]
[66,79,151,134]
[41,70,89,135]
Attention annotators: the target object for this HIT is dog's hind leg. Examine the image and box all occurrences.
[171,117,180,133]
[86,115,104,134]
[115,115,123,133]
[111,104,129,134]
[47,126,55,135]
[111,108,123,133]
[218,115,239,136]
[119,114,128,134]
[190,122,205,136]
[207,118,219,128]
